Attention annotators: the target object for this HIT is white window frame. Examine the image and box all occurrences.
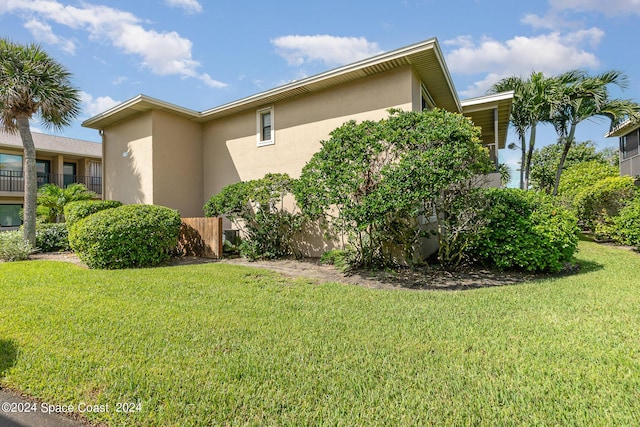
[256,106,275,147]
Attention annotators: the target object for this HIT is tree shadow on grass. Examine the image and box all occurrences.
[0,339,18,380]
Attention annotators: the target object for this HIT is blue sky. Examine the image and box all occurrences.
[2,0,639,175]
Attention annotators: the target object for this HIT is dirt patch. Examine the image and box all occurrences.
[220,257,541,290]
[25,252,543,291]
[28,251,87,267]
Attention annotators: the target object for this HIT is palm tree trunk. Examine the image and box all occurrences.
[524,123,537,190]
[552,123,577,196]
[16,115,37,246]
[519,133,526,190]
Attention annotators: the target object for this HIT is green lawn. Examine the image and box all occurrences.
[1,241,639,426]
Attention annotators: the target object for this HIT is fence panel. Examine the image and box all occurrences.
[179,217,223,258]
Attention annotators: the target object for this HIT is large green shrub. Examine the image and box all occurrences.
[64,199,123,226]
[468,189,579,272]
[610,197,640,248]
[204,173,303,261]
[574,176,636,231]
[558,161,618,209]
[35,222,69,252]
[0,231,33,261]
[69,204,181,269]
[294,108,492,267]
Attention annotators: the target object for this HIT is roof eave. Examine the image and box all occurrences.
[82,94,201,130]
[605,118,640,137]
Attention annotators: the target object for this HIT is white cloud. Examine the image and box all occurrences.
[80,92,121,117]
[272,35,383,67]
[446,30,603,96]
[164,0,203,14]
[112,76,128,85]
[520,12,573,31]
[550,0,640,16]
[24,18,75,54]
[1,0,225,88]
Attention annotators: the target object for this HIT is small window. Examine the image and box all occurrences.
[257,107,274,147]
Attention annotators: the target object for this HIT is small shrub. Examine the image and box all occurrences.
[468,189,579,272]
[204,173,303,261]
[610,197,640,248]
[37,183,97,223]
[69,204,181,269]
[35,222,70,252]
[0,231,33,261]
[64,200,122,227]
[319,249,355,272]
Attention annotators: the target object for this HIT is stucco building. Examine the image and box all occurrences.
[0,131,102,228]
[606,119,640,177]
[83,38,513,253]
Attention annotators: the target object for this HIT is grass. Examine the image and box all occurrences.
[1,241,639,426]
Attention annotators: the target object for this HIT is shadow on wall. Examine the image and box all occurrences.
[292,220,341,258]
[105,136,146,205]
[0,339,18,379]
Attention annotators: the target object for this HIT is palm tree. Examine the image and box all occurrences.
[37,183,96,223]
[489,76,529,189]
[490,72,558,190]
[549,70,640,195]
[0,39,80,245]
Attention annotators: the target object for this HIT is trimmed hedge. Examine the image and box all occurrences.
[35,222,70,252]
[468,189,579,272]
[64,200,123,226]
[69,204,181,269]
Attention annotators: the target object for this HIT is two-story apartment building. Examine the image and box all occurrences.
[0,131,102,228]
[607,119,640,177]
[82,38,512,255]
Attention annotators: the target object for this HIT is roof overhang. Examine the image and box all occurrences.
[82,38,461,130]
[461,91,514,149]
[82,94,200,129]
[605,118,640,138]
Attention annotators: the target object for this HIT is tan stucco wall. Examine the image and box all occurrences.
[103,112,154,205]
[151,110,203,216]
[202,66,416,201]
[200,66,416,255]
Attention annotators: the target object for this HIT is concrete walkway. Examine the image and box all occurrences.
[0,389,85,427]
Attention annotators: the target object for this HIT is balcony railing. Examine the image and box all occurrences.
[0,171,102,195]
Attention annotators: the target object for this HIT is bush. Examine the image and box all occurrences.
[0,231,33,261]
[610,197,640,248]
[558,161,618,210]
[468,189,579,272]
[69,204,181,269]
[319,249,355,272]
[35,222,70,252]
[204,173,303,261]
[574,176,635,231]
[64,200,123,227]
[37,183,97,223]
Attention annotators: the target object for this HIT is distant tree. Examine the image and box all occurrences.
[0,39,80,245]
[497,163,512,188]
[530,141,614,193]
[37,183,96,223]
[548,70,640,195]
[489,72,559,190]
